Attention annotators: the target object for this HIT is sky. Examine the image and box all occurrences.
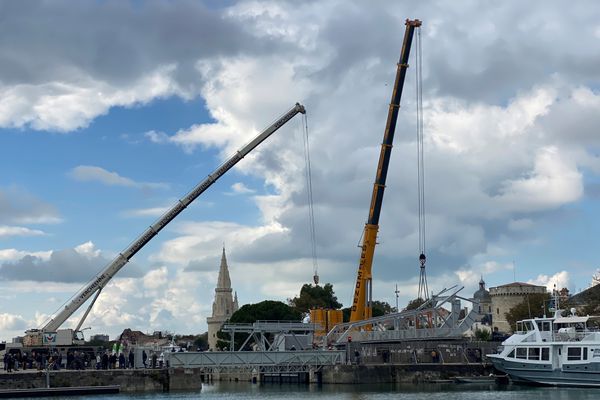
[1,0,600,341]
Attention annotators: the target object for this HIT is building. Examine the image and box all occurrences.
[206,247,239,350]
[90,334,109,342]
[489,282,547,333]
[473,277,492,325]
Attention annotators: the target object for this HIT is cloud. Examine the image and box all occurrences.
[0,242,143,283]
[123,206,171,218]
[143,267,169,291]
[529,271,571,291]
[69,165,168,190]
[0,187,61,225]
[144,130,170,144]
[0,313,28,331]
[0,225,45,237]
[3,1,600,339]
[0,249,52,263]
[0,1,280,132]
[494,146,583,213]
[455,262,514,288]
[230,182,255,194]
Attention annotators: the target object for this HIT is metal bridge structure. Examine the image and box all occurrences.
[221,321,317,352]
[165,350,345,375]
[325,286,481,345]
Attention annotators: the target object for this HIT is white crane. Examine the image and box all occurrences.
[24,103,306,346]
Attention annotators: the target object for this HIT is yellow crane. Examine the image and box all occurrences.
[350,19,422,323]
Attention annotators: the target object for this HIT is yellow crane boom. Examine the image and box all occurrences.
[350,19,422,323]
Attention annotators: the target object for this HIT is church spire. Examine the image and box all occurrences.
[217,246,232,289]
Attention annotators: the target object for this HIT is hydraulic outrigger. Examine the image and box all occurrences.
[24,103,306,346]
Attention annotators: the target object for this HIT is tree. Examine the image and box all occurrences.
[217,301,302,350]
[372,300,394,317]
[505,293,551,329]
[230,301,302,323]
[579,287,600,316]
[474,328,491,341]
[340,301,393,322]
[405,297,426,311]
[289,283,342,313]
[342,307,351,322]
[592,269,600,287]
[193,333,208,351]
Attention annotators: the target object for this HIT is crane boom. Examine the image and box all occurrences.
[42,103,306,333]
[349,19,421,323]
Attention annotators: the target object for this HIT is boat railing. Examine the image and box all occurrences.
[552,329,597,342]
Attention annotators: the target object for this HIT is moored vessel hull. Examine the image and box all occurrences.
[489,355,600,387]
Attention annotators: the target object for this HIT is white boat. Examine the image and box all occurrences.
[487,309,600,387]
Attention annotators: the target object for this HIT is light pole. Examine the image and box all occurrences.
[395,284,400,312]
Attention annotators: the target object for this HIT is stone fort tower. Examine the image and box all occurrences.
[207,247,239,350]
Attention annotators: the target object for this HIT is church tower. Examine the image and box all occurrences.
[207,247,238,350]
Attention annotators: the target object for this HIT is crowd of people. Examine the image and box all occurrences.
[2,348,175,372]
[2,349,83,372]
[94,349,135,370]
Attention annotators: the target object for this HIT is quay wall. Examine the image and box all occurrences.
[321,363,494,384]
[0,368,202,392]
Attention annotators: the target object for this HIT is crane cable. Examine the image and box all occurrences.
[301,113,319,285]
[415,25,429,300]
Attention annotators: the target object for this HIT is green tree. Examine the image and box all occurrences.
[372,300,394,317]
[505,293,551,330]
[474,328,491,341]
[193,332,208,351]
[289,283,342,313]
[405,297,426,311]
[340,301,393,322]
[217,301,302,350]
[342,307,351,322]
[230,301,302,323]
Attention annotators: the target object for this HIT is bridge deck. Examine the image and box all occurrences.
[165,350,345,373]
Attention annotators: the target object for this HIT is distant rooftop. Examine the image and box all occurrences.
[493,281,543,288]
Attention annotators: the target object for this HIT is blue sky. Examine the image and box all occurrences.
[2,0,600,341]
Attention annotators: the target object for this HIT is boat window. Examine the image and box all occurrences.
[543,322,551,331]
[525,321,534,331]
[528,347,540,360]
[516,348,527,359]
[541,347,550,361]
[516,322,522,332]
[507,349,515,358]
[583,348,588,360]
[567,347,581,361]
[536,322,543,331]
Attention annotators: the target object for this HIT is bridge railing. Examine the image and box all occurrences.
[165,350,345,372]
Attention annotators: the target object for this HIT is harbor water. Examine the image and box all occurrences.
[25,382,600,400]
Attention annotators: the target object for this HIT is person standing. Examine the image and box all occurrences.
[6,354,13,373]
[128,350,134,369]
[102,351,109,370]
[142,350,147,368]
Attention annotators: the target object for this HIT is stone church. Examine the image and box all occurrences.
[207,247,239,350]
